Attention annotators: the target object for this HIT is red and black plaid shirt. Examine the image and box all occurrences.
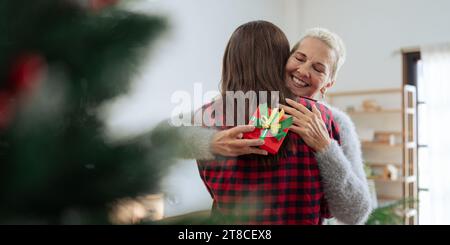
[197,97,340,225]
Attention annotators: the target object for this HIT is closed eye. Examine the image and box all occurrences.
[314,66,325,73]
[295,55,306,62]
[313,64,326,74]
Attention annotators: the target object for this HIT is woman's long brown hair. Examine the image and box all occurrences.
[221,20,292,101]
[218,20,294,166]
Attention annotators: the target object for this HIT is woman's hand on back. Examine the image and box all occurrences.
[280,98,331,152]
[211,125,268,157]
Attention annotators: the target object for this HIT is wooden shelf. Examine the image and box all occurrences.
[328,88,402,97]
[373,131,402,135]
[362,141,415,149]
[368,176,396,181]
[329,85,418,225]
[377,197,402,208]
[406,108,415,114]
[347,109,402,115]
[362,141,403,148]
[404,209,418,218]
[158,210,211,224]
[378,195,402,200]
[366,162,402,167]
[404,176,417,183]
[368,175,416,183]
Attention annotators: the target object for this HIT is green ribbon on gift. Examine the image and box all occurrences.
[250,103,293,141]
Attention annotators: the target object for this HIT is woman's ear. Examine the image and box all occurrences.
[320,80,335,94]
[325,80,335,89]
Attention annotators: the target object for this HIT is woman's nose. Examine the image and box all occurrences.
[296,64,310,78]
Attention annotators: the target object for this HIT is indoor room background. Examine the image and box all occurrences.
[103,0,450,224]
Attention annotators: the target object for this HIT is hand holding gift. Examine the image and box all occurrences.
[243,103,293,154]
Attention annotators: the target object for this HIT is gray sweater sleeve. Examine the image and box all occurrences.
[314,107,372,224]
[152,119,217,160]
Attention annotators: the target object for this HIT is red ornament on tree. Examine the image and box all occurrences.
[9,54,46,95]
[0,53,46,129]
[0,92,13,129]
[90,0,119,11]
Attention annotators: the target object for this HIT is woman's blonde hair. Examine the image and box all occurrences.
[291,27,346,81]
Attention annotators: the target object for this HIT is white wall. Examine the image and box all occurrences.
[287,0,450,92]
[105,0,294,217]
[106,0,293,138]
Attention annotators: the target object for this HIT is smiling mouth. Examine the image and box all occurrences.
[292,76,309,88]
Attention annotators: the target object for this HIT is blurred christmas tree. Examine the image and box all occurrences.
[365,200,404,225]
[0,0,174,224]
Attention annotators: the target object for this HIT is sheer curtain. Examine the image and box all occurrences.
[420,43,450,224]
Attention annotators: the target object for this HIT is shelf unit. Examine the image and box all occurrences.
[402,85,418,225]
[347,109,403,115]
[328,85,418,225]
[361,141,403,148]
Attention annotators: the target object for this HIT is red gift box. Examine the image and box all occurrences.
[242,103,293,154]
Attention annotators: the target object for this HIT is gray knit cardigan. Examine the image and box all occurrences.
[157,106,372,224]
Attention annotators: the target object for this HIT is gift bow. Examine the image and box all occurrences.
[250,103,293,141]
